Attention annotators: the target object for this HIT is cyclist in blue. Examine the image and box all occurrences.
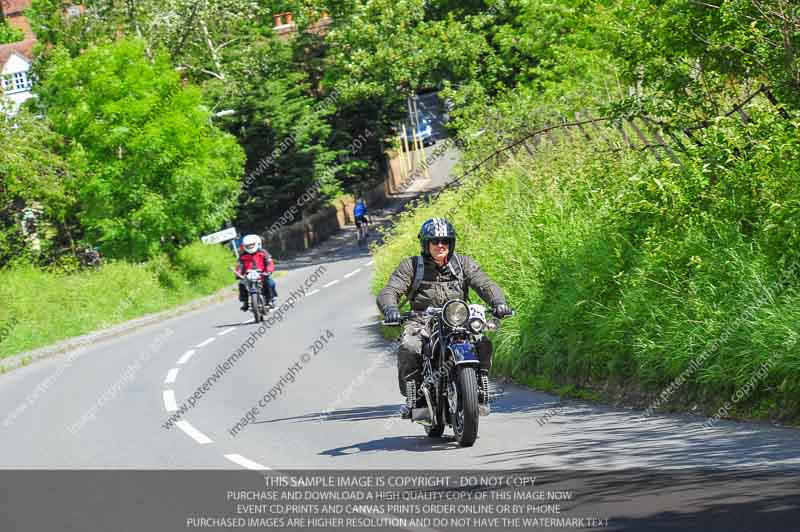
[354,197,371,231]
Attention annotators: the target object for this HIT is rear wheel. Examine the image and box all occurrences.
[357,225,367,248]
[453,366,479,447]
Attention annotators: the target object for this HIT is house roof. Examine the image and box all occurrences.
[2,0,32,16]
[0,38,34,66]
[0,0,35,66]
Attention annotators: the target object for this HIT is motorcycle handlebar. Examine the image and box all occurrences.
[382,311,419,326]
[230,267,271,280]
[382,307,515,326]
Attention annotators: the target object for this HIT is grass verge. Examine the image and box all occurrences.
[0,242,239,359]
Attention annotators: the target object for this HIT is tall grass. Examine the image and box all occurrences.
[0,242,235,359]
[372,109,800,420]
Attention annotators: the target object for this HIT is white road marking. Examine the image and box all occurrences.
[344,268,362,278]
[307,289,320,296]
[176,421,213,444]
[364,260,374,266]
[323,280,340,288]
[164,368,179,384]
[162,390,178,412]
[218,328,236,336]
[196,337,215,348]
[224,453,271,471]
[177,350,196,365]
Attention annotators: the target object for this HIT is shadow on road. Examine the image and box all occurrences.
[256,404,399,425]
[478,403,800,469]
[320,434,460,457]
[391,467,800,531]
[213,318,258,328]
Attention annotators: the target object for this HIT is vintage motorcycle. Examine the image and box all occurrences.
[385,299,512,447]
[232,268,273,323]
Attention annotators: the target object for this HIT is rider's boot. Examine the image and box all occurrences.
[240,301,249,312]
[400,380,427,419]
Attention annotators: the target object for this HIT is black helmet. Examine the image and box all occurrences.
[418,218,456,258]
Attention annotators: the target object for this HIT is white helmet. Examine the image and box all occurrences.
[242,234,262,254]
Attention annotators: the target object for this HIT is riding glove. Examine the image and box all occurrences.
[384,307,401,324]
[493,304,513,318]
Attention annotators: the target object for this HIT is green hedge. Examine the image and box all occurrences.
[372,110,800,421]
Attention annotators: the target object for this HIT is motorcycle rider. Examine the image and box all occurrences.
[377,218,513,417]
[236,234,277,311]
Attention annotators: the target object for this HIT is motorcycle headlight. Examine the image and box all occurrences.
[443,300,469,328]
[468,318,484,333]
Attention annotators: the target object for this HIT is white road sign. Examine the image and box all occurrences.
[201,227,237,245]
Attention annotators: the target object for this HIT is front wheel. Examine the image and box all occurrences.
[453,366,479,447]
[250,293,262,322]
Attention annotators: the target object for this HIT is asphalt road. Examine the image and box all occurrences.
[1,143,799,531]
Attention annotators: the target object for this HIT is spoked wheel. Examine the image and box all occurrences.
[250,293,262,322]
[452,366,479,447]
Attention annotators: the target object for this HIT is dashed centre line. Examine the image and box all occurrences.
[176,421,213,444]
[163,254,378,461]
[163,390,178,412]
[196,337,215,348]
[344,268,362,278]
[177,350,196,365]
[164,368,179,384]
[224,454,270,471]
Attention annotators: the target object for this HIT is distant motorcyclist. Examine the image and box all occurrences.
[376,218,513,417]
[235,235,277,311]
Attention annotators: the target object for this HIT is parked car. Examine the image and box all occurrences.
[404,116,435,146]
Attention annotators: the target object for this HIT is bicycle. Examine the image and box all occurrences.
[356,217,369,248]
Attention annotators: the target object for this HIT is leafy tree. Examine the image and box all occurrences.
[34,39,244,260]
[324,0,494,101]
[0,20,23,44]
[215,55,338,230]
[609,0,800,122]
[0,110,84,266]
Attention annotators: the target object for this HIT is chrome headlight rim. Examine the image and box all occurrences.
[443,300,469,328]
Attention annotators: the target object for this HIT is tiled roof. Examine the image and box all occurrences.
[2,0,32,16]
[0,39,34,66]
[0,0,35,67]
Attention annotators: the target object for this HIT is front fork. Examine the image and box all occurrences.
[447,342,491,415]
